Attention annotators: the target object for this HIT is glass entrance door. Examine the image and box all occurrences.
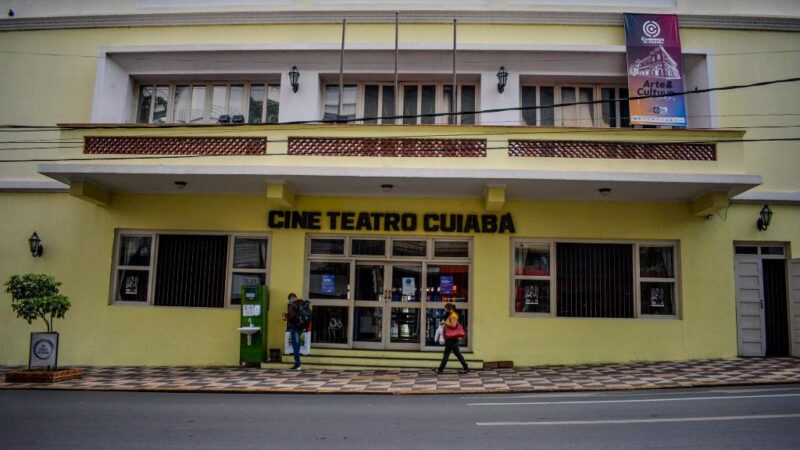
[353,262,422,350]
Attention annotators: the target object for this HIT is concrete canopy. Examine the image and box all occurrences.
[39,163,761,203]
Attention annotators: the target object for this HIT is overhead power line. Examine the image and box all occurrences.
[0,75,798,133]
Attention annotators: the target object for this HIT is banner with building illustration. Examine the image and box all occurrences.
[623,13,687,127]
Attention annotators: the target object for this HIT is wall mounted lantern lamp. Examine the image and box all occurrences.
[28,231,43,257]
[756,204,773,231]
[497,66,508,93]
[289,66,300,93]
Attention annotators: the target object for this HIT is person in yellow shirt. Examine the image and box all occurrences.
[433,303,470,375]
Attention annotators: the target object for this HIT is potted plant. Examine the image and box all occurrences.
[4,273,82,382]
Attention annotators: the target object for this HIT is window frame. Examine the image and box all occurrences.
[109,229,271,309]
[519,83,630,128]
[305,234,473,351]
[133,80,281,124]
[510,238,680,320]
[322,81,480,125]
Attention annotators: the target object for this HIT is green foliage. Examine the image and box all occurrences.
[5,273,71,332]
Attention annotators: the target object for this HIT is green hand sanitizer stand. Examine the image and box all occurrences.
[239,285,268,366]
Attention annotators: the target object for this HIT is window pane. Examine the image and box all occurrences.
[173,85,191,123]
[426,265,469,303]
[341,85,357,121]
[136,86,153,123]
[309,238,345,255]
[355,264,384,301]
[420,85,436,124]
[117,270,149,302]
[230,273,265,305]
[557,243,634,318]
[578,87,594,127]
[391,265,421,302]
[514,243,550,276]
[640,246,675,278]
[382,85,396,124]
[154,235,229,308]
[761,246,785,256]
[354,307,382,342]
[392,240,427,257]
[211,85,226,121]
[391,308,420,343]
[248,84,264,124]
[443,85,454,125]
[311,305,348,344]
[364,85,379,124]
[735,246,758,255]
[433,241,469,258]
[233,237,267,269]
[118,235,152,267]
[152,85,169,123]
[601,87,616,128]
[640,282,675,315]
[309,262,350,300]
[267,85,280,123]
[323,85,339,121]
[426,308,468,347]
[620,88,630,127]
[351,239,386,256]
[403,85,418,124]
[540,86,555,126]
[561,87,577,127]
[228,85,244,118]
[323,85,356,121]
[514,279,550,313]
[190,86,206,123]
[521,86,536,125]
[460,85,476,125]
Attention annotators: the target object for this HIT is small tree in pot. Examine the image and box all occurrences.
[5,273,71,372]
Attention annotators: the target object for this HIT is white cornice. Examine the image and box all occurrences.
[732,191,800,205]
[1,11,798,32]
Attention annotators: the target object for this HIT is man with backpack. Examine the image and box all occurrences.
[284,293,311,370]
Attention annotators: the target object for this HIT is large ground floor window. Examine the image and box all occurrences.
[111,230,269,308]
[305,235,472,351]
[512,239,679,319]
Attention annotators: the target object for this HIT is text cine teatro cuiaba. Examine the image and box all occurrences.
[268,211,516,233]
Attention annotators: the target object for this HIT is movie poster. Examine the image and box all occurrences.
[623,14,687,127]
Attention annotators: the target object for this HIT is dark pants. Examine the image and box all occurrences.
[438,339,468,371]
[289,328,302,367]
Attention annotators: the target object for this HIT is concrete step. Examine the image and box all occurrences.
[263,349,482,370]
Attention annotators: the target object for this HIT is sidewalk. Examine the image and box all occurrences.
[2,358,798,394]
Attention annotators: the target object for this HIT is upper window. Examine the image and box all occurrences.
[521,84,629,128]
[512,240,678,318]
[324,82,478,125]
[135,82,280,124]
[111,232,269,307]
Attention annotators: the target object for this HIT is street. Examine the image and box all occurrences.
[1,384,799,449]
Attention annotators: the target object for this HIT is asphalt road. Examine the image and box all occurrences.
[2,384,800,449]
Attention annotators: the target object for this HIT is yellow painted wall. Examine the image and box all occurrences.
[0,23,799,191]
[2,192,797,366]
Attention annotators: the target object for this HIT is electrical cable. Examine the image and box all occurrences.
[1,75,799,132]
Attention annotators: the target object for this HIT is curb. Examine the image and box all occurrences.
[1,378,798,396]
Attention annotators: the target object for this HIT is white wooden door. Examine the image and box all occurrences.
[790,259,800,357]
[734,257,766,356]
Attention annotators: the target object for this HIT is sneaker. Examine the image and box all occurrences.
[431,368,443,375]
[289,365,301,370]
[459,368,471,375]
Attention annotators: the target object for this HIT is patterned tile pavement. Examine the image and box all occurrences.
[2,358,799,395]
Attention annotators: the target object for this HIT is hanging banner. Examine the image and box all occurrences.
[623,13,687,127]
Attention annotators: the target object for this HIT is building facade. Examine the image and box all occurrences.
[1,0,799,368]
